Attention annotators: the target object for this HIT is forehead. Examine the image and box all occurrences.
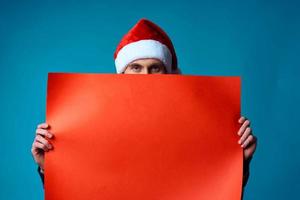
[129,58,165,66]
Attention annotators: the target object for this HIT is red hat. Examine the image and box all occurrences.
[114,18,179,74]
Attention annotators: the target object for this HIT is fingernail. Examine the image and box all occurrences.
[238,140,241,144]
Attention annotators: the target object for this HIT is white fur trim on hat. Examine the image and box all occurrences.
[115,39,172,73]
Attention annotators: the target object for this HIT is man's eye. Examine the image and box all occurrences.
[130,65,141,72]
[151,66,162,73]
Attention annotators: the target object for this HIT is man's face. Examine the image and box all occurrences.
[123,58,167,74]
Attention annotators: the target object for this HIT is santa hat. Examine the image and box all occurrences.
[114,18,180,74]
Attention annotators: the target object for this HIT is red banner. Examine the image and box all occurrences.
[45,73,242,200]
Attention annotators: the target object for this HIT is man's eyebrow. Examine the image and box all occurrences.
[128,63,143,67]
[150,63,161,67]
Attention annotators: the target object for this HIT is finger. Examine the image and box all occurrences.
[35,135,53,149]
[37,123,50,129]
[32,141,49,152]
[238,127,252,144]
[237,120,250,136]
[241,135,254,148]
[36,128,53,139]
[238,116,246,124]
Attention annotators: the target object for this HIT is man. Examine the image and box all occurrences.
[31,18,257,190]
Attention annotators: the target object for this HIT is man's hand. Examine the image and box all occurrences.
[31,123,54,171]
[237,116,257,161]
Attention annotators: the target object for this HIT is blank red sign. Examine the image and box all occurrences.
[45,73,242,200]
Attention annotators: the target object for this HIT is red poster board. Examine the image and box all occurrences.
[45,73,242,200]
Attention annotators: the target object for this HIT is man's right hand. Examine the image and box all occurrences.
[31,123,54,171]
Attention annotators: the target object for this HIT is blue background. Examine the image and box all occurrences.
[1,0,299,199]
